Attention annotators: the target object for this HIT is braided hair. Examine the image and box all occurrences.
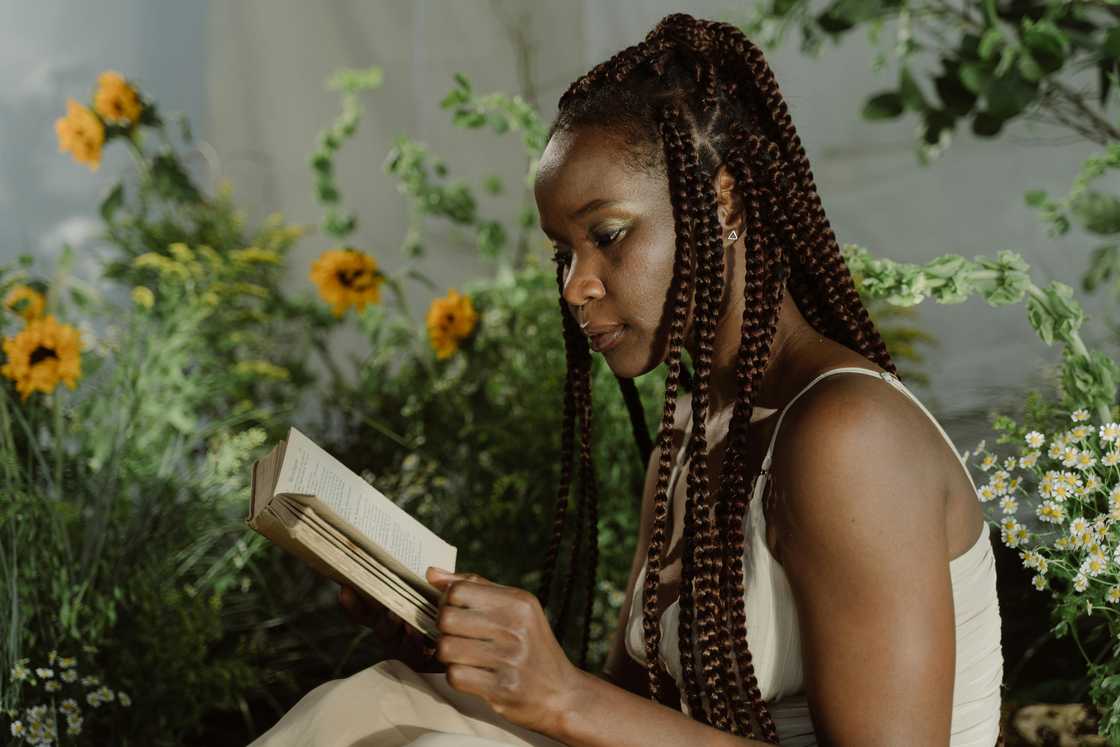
[536,13,898,741]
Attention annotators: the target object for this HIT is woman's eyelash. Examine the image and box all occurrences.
[548,227,625,265]
[593,227,625,248]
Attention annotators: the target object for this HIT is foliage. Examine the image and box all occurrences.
[845,243,1120,739]
[737,0,1120,157]
[0,252,271,745]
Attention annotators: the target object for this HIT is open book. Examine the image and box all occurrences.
[247,426,456,639]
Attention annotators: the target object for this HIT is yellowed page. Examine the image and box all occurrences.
[272,426,456,595]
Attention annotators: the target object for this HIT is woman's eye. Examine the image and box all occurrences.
[593,227,625,248]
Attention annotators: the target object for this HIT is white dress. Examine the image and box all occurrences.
[624,366,1004,745]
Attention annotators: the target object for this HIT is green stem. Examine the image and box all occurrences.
[52,389,63,500]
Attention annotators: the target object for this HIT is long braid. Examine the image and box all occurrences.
[616,376,653,467]
[556,343,591,638]
[537,265,584,621]
[576,355,601,668]
[654,103,707,718]
[541,13,900,741]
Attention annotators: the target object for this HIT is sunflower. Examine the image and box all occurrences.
[93,70,143,126]
[3,285,46,321]
[54,98,105,170]
[426,289,478,359]
[309,248,384,317]
[1,315,82,400]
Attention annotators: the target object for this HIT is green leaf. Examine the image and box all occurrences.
[862,91,904,120]
[99,182,125,222]
[971,110,1004,137]
[984,70,1036,119]
[899,65,928,111]
[1082,244,1120,292]
[959,63,991,95]
[1022,19,1067,74]
[934,64,977,117]
[979,28,1005,61]
[1104,27,1120,59]
[1071,190,1120,234]
[1024,189,1048,207]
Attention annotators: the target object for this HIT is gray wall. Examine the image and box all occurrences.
[2,0,1115,452]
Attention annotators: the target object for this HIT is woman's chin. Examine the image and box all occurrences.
[599,350,657,380]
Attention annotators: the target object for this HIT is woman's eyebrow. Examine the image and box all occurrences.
[541,198,624,239]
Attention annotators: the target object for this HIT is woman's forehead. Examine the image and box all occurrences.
[535,127,653,211]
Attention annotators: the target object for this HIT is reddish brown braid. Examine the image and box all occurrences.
[539,12,899,740]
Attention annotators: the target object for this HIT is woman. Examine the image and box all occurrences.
[251,12,1003,747]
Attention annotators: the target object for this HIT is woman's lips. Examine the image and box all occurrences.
[588,325,625,353]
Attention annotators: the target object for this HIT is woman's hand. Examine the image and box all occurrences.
[337,583,444,673]
[427,567,586,736]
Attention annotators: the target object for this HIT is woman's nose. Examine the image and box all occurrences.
[560,256,606,310]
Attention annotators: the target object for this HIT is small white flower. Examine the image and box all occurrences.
[86,691,104,708]
[94,686,114,703]
[1032,574,1048,591]
[1048,441,1065,459]
[118,691,131,707]
[978,484,996,502]
[1107,586,1120,604]
[1008,475,1023,492]
[1025,431,1046,448]
[1082,553,1108,577]
[1071,424,1093,440]
[66,714,82,735]
[34,667,53,679]
[44,680,60,693]
[1070,517,1090,535]
[1074,573,1089,592]
[60,669,77,683]
[11,661,30,681]
[1103,450,1120,466]
[1071,408,1090,422]
[1037,556,1049,574]
[980,453,997,471]
[1001,516,1020,533]
[1002,456,1018,471]
[1038,501,1066,523]
[1074,451,1097,470]
[1084,474,1102,494]
[1110,486,1120,520]
[80,675,99,687]
[1056,536,1072,550]
[1099,422,1120,443]
[10,720,25,738]
[999,496,1018,514]
[1019,451,1040,469]
[59,699,79,716]
[47,650,57,665]
[1020,549,1040,569]
[1061,446,1080,468]
[1040,471,1059,499]
[57,656,77,669]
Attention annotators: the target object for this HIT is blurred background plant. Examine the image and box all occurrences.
[2,56,937,747]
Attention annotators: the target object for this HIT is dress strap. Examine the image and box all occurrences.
[757,366,979,496]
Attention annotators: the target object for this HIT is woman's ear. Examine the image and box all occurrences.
[713,164,745,240]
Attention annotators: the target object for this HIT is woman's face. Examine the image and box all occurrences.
[533,126,687,379]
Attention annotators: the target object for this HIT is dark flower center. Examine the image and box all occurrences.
[336,268,373,289]
[29,346,58,366]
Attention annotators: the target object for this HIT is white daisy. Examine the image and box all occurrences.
[1107,586,1120,604]
[11,661,30,681]
[1100,422,1120,443]
[57,656,77,669]
[1082,553,1108,577]
[1032,574,1048,591]
[1061,446,1080,468]
[1037,501,1066,523]
[118,691,131,707]
[999,496,1018,514]
[1071,408,1090,422]
[1019,451,1041,469]
[1074,573,1089,592]
[59,699,79,716]
[10,721,25,738]
[1074,451,1097,470]
[980,453,997,471]
[978,484,996,503]
[34,668,53,679]
[44,680,60,692]
[1025,431,1046,448]
[1102,449,1120,466]
[1071,425,1093,440]
[60,669,77,683]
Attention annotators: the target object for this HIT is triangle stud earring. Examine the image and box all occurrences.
[726,230,738,242]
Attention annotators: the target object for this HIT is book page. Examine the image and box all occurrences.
[273,427,456,584]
